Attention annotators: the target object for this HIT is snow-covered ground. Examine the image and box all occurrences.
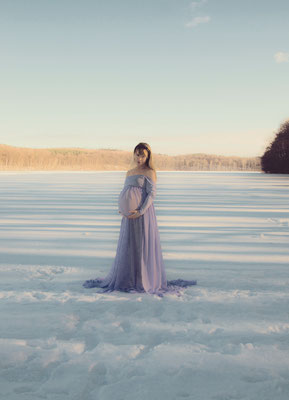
[0,171,289,400]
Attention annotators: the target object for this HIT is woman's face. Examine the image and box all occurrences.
[134,149,148,168]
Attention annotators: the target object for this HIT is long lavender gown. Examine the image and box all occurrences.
[83,174,197,297]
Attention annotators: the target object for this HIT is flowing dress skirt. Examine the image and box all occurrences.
[83,182,197,297]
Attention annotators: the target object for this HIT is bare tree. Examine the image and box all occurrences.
[0,144,261,171]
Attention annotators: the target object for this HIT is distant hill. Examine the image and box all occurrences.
[0,144,261,171]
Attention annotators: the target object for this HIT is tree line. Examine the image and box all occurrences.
[0,144,261,171]
[261,120,289,174]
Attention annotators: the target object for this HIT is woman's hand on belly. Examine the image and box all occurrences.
[118,209,141,219]
[127,209,141,219]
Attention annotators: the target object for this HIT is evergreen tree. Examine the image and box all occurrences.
[261,120,289,173]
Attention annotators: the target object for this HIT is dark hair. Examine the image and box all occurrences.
[133,142,155,171]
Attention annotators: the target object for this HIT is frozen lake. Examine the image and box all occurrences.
[1,171,289,400]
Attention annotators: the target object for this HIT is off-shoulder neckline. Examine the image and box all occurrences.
[126,174,156,183]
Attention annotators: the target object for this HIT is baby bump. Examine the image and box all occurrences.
[118,186,143,217]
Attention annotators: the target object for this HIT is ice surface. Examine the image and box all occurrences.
[0,171,289,400]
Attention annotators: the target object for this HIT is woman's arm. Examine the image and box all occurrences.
[137,177,156,215]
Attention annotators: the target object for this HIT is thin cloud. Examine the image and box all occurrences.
[190,0,207,10]
[186,0,210,28]
[274,52,289,63]
[185,15,211,27]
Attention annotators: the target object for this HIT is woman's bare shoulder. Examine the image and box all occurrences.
[126,168,157,182]
[126,168,137,177]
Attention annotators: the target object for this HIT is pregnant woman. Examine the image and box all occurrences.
[83,142,197,297]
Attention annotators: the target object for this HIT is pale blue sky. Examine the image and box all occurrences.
[1,0,289,156]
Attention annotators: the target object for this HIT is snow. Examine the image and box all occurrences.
[0,171,289,400]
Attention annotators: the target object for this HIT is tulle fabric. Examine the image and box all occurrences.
[83,175,197,297]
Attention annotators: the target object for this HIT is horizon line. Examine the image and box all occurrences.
[0,143,261,159]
